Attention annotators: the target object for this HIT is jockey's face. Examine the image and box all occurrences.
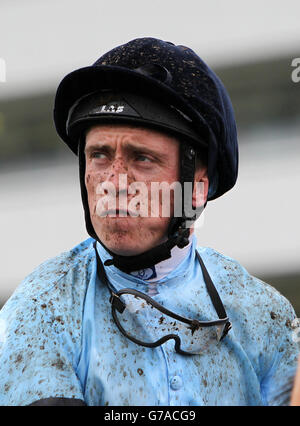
[84,124,181,256]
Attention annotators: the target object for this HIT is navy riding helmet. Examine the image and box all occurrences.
[53,37,238,272]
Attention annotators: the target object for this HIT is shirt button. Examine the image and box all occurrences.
[170,375,183,390]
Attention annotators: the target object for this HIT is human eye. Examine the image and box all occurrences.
[133,150,155,163]
[91,151,108,160]
[136,154,152,162]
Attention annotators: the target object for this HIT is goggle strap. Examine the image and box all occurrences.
[196,251,231,337]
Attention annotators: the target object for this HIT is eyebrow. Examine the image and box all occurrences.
[84,143,111,155]
[85,141,169,161]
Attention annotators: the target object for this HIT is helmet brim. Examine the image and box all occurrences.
[54,64,209,155]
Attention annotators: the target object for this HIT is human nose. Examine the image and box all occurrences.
[105,157,131,193]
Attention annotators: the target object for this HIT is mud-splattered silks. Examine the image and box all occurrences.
[0,236,298,405]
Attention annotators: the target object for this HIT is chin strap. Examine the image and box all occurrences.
[103,225,190,274]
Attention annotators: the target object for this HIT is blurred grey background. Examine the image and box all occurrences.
[0,0,299,312]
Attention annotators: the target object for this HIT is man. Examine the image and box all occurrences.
[0,38,298,406]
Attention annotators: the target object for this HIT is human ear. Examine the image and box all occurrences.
[192,167,209,208]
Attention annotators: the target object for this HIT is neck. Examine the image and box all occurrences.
[129,234,194,282]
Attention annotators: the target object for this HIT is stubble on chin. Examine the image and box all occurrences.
[92,216,168,256]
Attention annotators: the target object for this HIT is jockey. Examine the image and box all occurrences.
[0,38,298,406]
